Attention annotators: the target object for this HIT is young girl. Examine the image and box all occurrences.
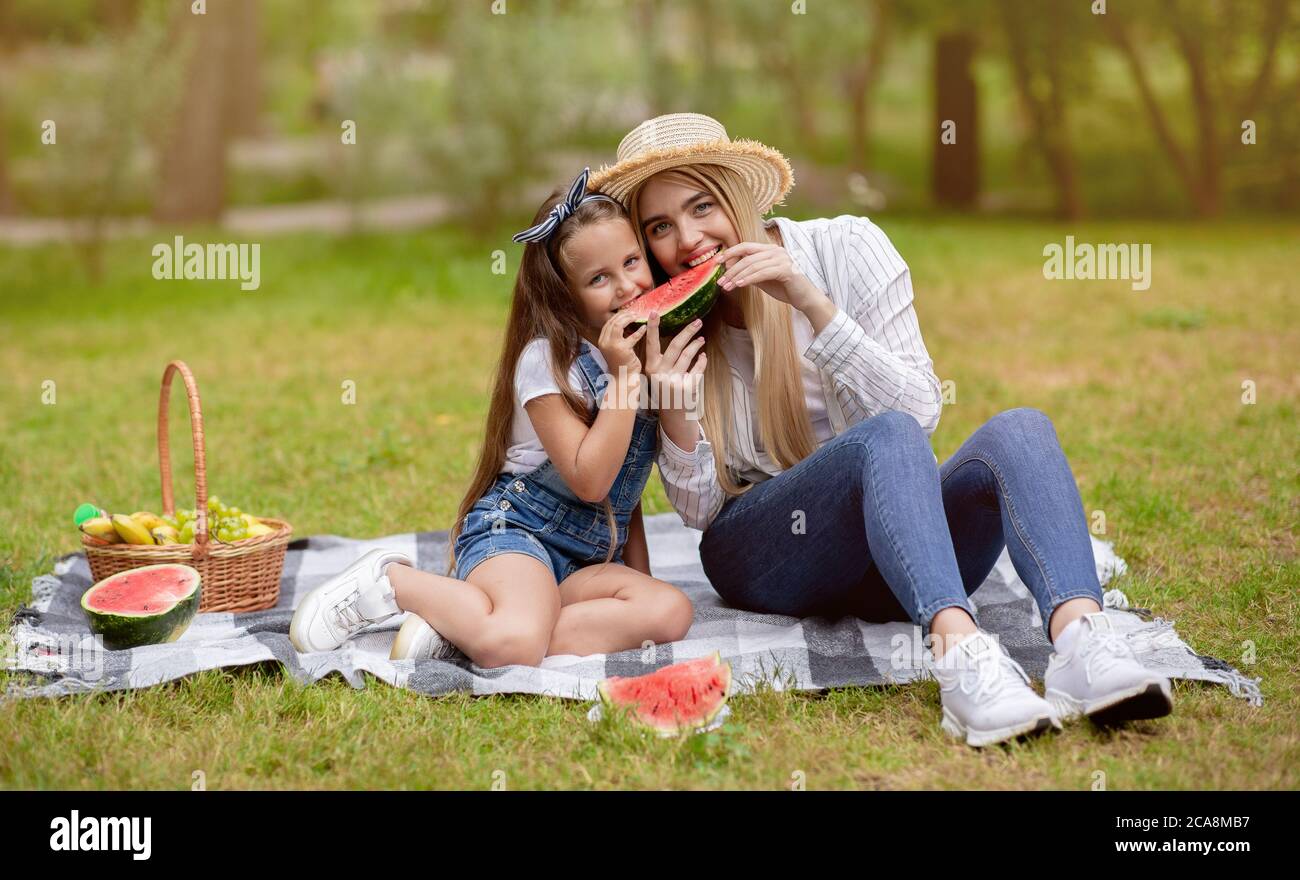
[289,168,694,668]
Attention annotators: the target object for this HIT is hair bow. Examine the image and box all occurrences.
[512,167,615,244]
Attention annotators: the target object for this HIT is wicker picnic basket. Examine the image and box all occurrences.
[82,360,293,613]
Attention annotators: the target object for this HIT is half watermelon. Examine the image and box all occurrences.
[81,563,201,650]
[620,259,725,333]
[596,652,732,736]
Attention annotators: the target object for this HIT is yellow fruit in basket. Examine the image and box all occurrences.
[247,522,275,537]
[80,517,124,544]
[130,511,167,531]
[151,525,180,545]
[112,513,155,545]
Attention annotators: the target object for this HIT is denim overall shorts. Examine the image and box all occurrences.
[453,341,659,584]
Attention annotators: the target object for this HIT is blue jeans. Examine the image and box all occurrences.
[698,408,1103,639]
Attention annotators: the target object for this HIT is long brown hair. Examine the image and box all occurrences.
[628,164,816,496]
[447,187,627,574]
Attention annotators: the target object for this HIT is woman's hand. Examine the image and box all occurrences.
[597,311,647,375]
[644,313,706,415]
[717,240,816,309]
[716,242,836,332]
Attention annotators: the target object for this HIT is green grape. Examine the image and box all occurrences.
[162,515,179,530]
[229,507,242,517]
[179,522,197,544]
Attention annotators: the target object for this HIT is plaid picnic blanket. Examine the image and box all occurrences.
[3,514,1264,706]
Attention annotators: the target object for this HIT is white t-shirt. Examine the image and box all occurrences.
[718,315,834,481]
[503,338,609,475]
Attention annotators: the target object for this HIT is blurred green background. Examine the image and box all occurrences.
[1,0,1297,256]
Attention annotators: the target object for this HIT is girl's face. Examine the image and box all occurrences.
[636,175,739,277]
[560,218,653,328]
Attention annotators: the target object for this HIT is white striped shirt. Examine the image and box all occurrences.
[657,214,944,530]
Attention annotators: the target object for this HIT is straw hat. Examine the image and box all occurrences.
[588,113,794,214]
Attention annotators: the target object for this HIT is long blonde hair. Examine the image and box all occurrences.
[627,164,816,496]
[447,187,624,574]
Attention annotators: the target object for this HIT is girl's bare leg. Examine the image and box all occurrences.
[547,562,693,657]
[385,556,560,668]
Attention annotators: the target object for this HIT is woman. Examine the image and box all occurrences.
[590,113,1173,747]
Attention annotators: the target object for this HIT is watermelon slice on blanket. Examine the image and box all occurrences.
[80,563,201,650]
[619,259,725,333]
[596,652,732,736]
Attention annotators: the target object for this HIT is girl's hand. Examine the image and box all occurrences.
[597,311,647,375]
[716,242,818,310]
[644,312,706,414]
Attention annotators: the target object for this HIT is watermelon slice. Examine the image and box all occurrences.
[596,652,732,736]
[620,259,725,333]
[81,563,201,650]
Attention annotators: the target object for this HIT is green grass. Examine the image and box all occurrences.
[1,218,1297,789]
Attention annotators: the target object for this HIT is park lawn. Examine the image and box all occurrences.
[1,217,1296,790]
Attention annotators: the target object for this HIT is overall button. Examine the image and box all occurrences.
[513,480,525,492]
[498,499,512,511]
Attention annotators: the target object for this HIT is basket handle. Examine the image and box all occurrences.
[157,360,210,559]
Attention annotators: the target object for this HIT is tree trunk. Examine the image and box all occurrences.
[154,0,237,223]
[1165,0,1220,217]
[1000,0,1083,218]
[0,89,13,215]
[931,31,979,210]
[223,0,262,138]
[845,0,892,174]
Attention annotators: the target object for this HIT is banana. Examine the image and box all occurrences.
[151,525,180,545]
[80,517,123,544]
[112,513,155,545]
[246,522,275,537]
[130,511,167,531]
[242,513,264,528]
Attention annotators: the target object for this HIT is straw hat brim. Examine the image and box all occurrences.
[588,138,794,215]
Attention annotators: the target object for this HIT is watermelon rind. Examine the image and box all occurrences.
[596,651,732,737]
[623,262,725,333]
[81,563,201,650]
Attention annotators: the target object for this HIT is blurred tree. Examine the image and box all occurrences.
[732,1,825,155]
[931,29,979,210]
[37,2,186,277]
[154,0,240,222]
[841,0,894,174]
[0,0,13,216]
[413,1,611,231]
[691,0,735,118]
[1101,0,1290,217]
[997,0,1089,219]
[917,0,987,211]
[223,0,263,138]
[637,0,678,116]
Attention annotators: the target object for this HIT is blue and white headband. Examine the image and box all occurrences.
[512,167,617,244]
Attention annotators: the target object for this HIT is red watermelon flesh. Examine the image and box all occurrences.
[81,563,201,650]
[597,652,732,736]
[85,565,196,614]
[619,259,725,333]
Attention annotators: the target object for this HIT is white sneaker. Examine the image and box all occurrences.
[289,548,411,653]
[390,613,462,661]
[928,631,1060,747]
[1045,612,1173,724]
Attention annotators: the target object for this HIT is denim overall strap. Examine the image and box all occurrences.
[573,340,609,407]
[512,341,608,505]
